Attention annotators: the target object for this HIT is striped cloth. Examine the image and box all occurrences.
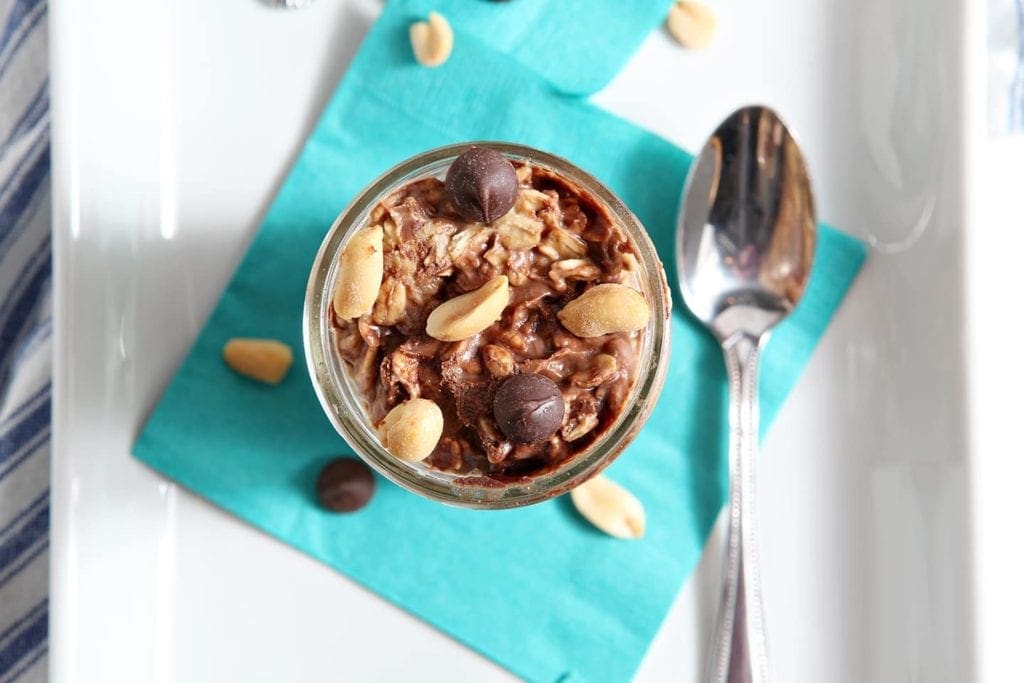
[0,0,50,680]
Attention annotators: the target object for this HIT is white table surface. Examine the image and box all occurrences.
[49,0,1018,680]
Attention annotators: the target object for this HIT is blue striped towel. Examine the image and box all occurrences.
[0,0,51,680]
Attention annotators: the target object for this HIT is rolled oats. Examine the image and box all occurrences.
[481,344,515,378]
[549,258,601,293]
[372,279,408,326]
[329,156,657,480]
[572,353,619,388]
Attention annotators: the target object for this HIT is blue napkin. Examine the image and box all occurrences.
[134,1,867,680]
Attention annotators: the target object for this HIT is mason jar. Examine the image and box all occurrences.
[304,142,671,509]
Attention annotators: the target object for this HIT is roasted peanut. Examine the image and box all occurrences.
[557,284,650,337]
[570,474,646,539]
[666,1,718,49]
[333,226,385,321]
[222,338,293,384]
[425,275,509,342]
[410,12,453,67]
[380,398,444,462]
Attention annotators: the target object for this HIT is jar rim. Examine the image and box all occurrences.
[303,142,671,509]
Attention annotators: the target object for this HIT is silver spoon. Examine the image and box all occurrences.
[677,105,816,683]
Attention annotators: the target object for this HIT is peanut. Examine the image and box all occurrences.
[379,398,444,462]
[666,1,718,50]
[570,474,646,539]
[557,283,650,337]
[222,338,293,384]
[425,275,509,342]
[410,12,453,67]
[332,226,384,321]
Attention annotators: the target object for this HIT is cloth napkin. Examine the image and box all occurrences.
[0,0,52,680]
[134,1,867,680]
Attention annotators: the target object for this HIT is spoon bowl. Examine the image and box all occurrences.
[677,105,817,683]
[678,106,816,342]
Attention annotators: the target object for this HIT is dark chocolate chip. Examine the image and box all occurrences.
[316,457,376,512]
[493,373,565,444]
[445,146,519,223]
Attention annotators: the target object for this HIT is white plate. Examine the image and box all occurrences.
[50,0,1002,679]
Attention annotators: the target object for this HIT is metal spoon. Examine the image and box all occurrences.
[676,105,816,683]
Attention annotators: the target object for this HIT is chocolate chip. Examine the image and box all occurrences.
[316,457,376,512]
[445,147,519,223]
[493,373,565,443]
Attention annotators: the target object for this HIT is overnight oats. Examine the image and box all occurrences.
[304,143,670,508]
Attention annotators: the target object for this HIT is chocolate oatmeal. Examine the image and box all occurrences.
[329,147,650,482]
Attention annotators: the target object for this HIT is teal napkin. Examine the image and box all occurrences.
[134,1,866,680]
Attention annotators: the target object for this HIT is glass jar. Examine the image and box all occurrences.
[303,142,671,509]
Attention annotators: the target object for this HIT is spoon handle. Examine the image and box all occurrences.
[708,332,771,683]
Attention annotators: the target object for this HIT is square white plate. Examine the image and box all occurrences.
[51,0,1009,679]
